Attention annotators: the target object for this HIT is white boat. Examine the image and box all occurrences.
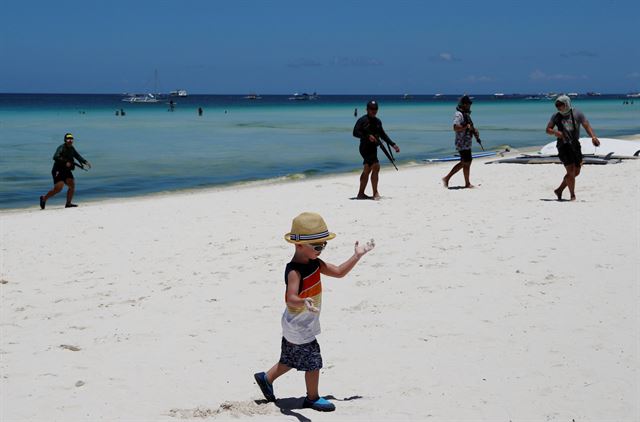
[402,93,414,100]
[244,93,262,100]
[122,93,160,103]
[494,93,505,98]
[627,92,640,98]
[124,70,165,102]
[289,92,318,100]
[170,89,188,97]
[567,92,578,97]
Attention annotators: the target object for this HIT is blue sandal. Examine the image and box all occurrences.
[253,372,275,402]
[303,396,335,412]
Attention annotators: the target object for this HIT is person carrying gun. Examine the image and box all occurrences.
[443,95,481,189]
[546,94,600,201]
[352,100,400,200]
[40,133,91,209]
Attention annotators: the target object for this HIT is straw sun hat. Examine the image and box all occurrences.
[284,212,337,244]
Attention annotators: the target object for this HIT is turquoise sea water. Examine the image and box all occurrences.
[1,94,638,209]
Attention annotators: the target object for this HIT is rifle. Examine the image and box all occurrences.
[375,136,398,170]
[464,113,484,151]
[72,161,89,171]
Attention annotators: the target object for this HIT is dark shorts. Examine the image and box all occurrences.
[52,166,74,184]
[458,149,472,163]
[359,142,379,166]
[557,141,583,166]
[279,337,323,372]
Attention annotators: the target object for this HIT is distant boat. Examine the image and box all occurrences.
[122,93,160,103]
[567,92,578,97]
[289,92,318,100]
[402,93,414,100]
[244,93,262,100]
[627,92,640,98]
[124,69,165,102]
[524,95,543,100]
[494,93,505,98]
[586,92,601,96]
[170,89,188,97]
[433,93,444,99]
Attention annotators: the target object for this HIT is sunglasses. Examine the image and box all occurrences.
[308,242,327,252]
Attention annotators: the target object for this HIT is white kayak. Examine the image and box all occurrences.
[540,137,640,158]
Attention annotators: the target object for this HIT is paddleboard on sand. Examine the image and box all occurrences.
[486,155,620,165]
[423,151,496,163]
[540,137,640,158]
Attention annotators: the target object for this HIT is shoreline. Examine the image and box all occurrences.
[4,134,638,214]
[0,152,516,215]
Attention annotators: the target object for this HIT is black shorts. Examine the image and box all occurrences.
[279,337,323,371]
[557,141,582,166]
[458,149,472,163]
[359,142,379,166]
[52,166,74,184]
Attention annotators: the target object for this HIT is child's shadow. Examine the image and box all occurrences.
[539,198,584,202]
[256,395,363,422]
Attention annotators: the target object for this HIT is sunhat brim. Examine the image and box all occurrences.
[284,231,336,244]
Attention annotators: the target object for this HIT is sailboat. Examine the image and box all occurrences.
[122,93,160,103]
[122,69,164,103]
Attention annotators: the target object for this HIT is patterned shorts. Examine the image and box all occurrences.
[279,337,323,371]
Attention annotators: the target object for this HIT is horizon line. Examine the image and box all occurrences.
[0,91,637,96]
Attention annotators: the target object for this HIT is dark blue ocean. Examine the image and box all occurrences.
[1,93,638,209]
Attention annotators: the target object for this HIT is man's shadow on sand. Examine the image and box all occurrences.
[255,394,363,422]
[539,198,585,202]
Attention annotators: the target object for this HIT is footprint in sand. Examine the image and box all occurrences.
[168,401,273,419]
[60,344,81,351]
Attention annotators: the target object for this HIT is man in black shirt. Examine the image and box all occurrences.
[352,100,400,199]
[40,133,91,209]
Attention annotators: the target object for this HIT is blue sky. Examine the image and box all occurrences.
[1,0,639,94]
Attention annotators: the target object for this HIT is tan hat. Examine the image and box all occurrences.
[284,212,336,244]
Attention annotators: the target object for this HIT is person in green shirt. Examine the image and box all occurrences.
[40,133,91,209]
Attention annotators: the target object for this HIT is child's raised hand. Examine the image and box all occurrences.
[355,239,375,258]
[304,298,319,313]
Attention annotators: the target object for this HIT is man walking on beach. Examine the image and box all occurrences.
[352,100,400,200]
[443,95,480,188]
[546,95,600,201]
[40,133,91,209]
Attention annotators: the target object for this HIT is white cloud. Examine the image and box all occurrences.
[560,50,598,58]
[529,70,586,81]
[330,57,383,67]
[430,52,460,62]
[465,75,493,82]
[287,58,323,68]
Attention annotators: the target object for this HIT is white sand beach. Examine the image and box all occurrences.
[1,142,639,421]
